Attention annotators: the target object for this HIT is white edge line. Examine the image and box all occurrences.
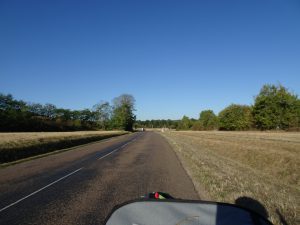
[0,135,142,213]
[0,168,83,213]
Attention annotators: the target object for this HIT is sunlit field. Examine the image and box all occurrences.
[161,131,300,225]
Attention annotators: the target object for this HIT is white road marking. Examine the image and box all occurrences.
[0,168,83,213]
[0,134,142,213]
[97,140,131,159]
[97,147,121,160]
[97,136,139,160]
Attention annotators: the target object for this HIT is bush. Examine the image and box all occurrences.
[219,104,253,130]
[253,84,299,130]
[199,110,219,130]
[177,116,193,130]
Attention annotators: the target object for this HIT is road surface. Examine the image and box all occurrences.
[0,131,199,225]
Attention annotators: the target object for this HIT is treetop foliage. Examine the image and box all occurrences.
[218,104,253,131]
[135,119,179,129]
[0,93,136,132]
[253,84,299,130]
[198,110,219,130]
[1,84,299,132]
[177,115,193,130]
[111,94,136,131]
[135,84,299,131]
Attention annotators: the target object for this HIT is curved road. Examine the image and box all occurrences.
[0,131,199,225]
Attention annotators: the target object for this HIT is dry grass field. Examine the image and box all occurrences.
[160,131,299,225]
[0,131,127,163]
[0,131,125,149]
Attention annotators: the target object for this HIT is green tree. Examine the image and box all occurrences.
[28,103,44,116]
[177,115,192,130]
[0,93,34,131]
[93,101,111,129]
[219,104,253,130]
[297,99,300,128]
[199,110,219,130]
[54,108,72,121]
[42,104,57,119]
[253,84,299,130]
[111,94,136,131]
[191,120,203,130]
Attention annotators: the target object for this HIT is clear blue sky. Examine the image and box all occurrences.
[1,0,299,120]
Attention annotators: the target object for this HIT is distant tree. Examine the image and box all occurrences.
[93,101,112,129]
[55,108,72,121]
[0,93,119,131]
[134,119,179,129]
[0,93,33,131]
[219,104,253,130]
[111,94,136,131]
[191,120,203,131]
[0,94,16,131]
[70,110,81,121]
[167,119,179,129]
[79,109,94,122]
[253,84,300,130]
[42,104,57,119]
[177,115,192,130]
[297,99,300,128]
[28,103,44,116]
[199,110,219,130]
[0,93,13,110]
[0,93,27,111]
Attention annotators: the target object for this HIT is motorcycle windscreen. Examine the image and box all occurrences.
[105,200,272,225]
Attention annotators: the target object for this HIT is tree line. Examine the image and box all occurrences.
[135,119,179,129]
[136,84,300,131]
[2,84,299,132]
[0,93,136,132]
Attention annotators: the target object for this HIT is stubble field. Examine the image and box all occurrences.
[0,131,127,164]
[161,131,299,225]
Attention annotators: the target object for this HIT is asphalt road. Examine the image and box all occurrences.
[0,131,199,225]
